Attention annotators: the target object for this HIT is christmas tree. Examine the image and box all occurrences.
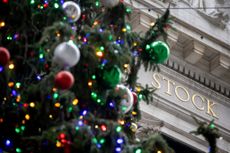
[0,0,175,152]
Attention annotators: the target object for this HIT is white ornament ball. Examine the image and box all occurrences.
[116,84,134,114]
[101,0,120,8]
[53,41,80,68]
[63,1,81,22]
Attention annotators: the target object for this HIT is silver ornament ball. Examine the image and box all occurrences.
[116,84,134,114]
[53,41,80,68]
[63,1,81,22]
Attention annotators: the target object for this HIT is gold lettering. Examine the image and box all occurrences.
[175,86,190,102]
[152,73,161,89]
[192,94,205,111]
[206,99,218,118]
[163,77,175,95]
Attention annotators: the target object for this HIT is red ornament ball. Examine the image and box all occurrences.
[132,92,138,105]
[0,47,10,66]
[55,71,74,90]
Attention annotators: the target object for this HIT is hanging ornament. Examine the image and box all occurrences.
[100,0,120,8]
[116,84,133,114]
[55,71,74,90]
[130,122,138,133]
[0,47,10,66]
[98,65,122,89]
[53,41,80,68]
[132,92,138,105]
[145,41,170,64]
[62,1,81,22]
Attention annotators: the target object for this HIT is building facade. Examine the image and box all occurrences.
[125,0,230,152]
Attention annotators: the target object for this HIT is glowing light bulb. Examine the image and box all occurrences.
[0,21,5,27]
[55,102,61,108]
[116,126,122,132]
[5,139,11,146]
[117,138,124,144]
[8,82,14,87]
[56,141,62,147]
[132,111,137,115]
[59,133,66,139]
[88,81,93,87]
[49,114,53,119]
[25,114,30,120]
[115,147,122,152]
[124,64,129,68]
[100,124,107,131]
[9,64,15,69]
[96,51,104,58]
[30,102,35,108]
[16,148,22,153]
[54,3,59,8]
[0,118,3,123]
[135,149,142,153]
[72,99,79,105]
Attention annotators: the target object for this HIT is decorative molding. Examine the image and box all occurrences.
[184,40,205,64]
[163,59,230,99]
[211,54,230,77]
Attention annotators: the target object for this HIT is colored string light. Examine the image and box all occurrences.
[135,149,142,153]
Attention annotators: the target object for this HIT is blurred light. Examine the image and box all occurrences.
[109,102,115,108]
[54,3,59,8]
[124,64,129,68]
[55,102,61,108]
[99,138,105,144]
[30,102,35,108]
[0,21,5,27]
[2,0,9,3]
[117,138,124,144]
[116,126,122,132]
[150,22,155,26]
[88,81,93,87]
[115,147,122,152]
[16,148,22,153]
[25,114,30,120]
[78,120,83,126]
[30,0,35,4]
[96,51,104,58]
[53,93,59,99]
[92,75,96,80]
[15,82,21,88]
[15,127,20,133]
[118,120,125,125]
[82,110,87,116]
[56,141,62,147]
[96,144,102,148]
[135,149,142,153]
[0,66,3,72]
[72,99,79,105]
[59,133,66,139]
[5,139,11,146]
[9,64,14,69]
[36,75,41,80]
[100,124,107,131]
[8,82,14,87]
[11,90,17,96]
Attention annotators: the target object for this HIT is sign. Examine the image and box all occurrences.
[151,73,218,118]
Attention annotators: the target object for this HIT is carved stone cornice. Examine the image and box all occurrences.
[162,59,230,102]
